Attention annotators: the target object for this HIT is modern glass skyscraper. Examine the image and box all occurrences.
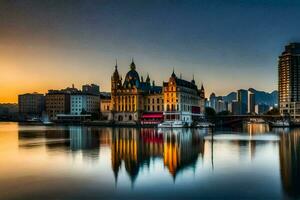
[279,43,300,117]
[237,89,248,115]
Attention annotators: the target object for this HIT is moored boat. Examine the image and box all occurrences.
[270,120,290,127]
[158,121,173,128]
[158,120,186,128]
[196,122,215,128]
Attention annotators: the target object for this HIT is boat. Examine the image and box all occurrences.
[158,121,173,128]
[158,120,186,128]
[196,122,215,128]
[27,117,40,122]
[42,121,54,126]
[172,120,186,128]
[41,113,54,126]
[270,120,290,127]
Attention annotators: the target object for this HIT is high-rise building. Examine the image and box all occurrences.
[18,93,45,119]
[216,99,227,113]
[255,104,270,115]
[209,93,217,111]
[199,84,206,113]
[279,43,300,117]
[247,91,255,114]
[237,89,248,115]
[228,100,240,115]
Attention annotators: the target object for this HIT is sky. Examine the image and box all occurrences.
[1,0,300,103]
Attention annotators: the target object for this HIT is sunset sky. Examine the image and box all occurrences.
[1,0,300,103]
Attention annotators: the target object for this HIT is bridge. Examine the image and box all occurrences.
[211,115,284,126]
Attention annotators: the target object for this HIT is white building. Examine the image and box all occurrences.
[216,99,227,113]
[247,91,255,114]
[71,93,100,115]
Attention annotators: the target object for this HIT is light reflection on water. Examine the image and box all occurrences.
[0,122,299,199]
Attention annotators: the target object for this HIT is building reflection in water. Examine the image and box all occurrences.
[18,126,113,162]
[111,128,206,184]
[278,128,300,198]
[19,124,300,195]
[243,123,270,135]
[18,126,207,183]
[18,127,70,150]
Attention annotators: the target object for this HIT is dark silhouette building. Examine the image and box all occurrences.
[18,93,45,119]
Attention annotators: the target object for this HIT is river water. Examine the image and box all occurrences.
[0,122,299,199]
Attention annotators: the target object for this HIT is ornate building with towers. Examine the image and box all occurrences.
[109,59,205,124]
[163,70,204,124]
[110,60,163,123]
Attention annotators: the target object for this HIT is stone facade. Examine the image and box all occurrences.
[110,60,163,122]
[163,71,203,123]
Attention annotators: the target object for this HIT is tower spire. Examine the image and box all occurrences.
[191,74,195,84]
[171,67,176,77]
[130,57,136,70]
[146,73,150,83]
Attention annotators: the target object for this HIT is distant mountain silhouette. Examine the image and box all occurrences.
[223,92,237,103]
[221,88,278,107]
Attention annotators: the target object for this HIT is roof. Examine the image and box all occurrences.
[139,82,162,94]
[123,69,140,88]
[175,78,198,90]
[164,77,198,91]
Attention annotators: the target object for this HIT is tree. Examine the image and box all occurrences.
[265,108,280,115]
[217,110,230,116]
[205,107,216,118]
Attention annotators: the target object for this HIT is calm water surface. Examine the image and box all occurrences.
[0,122,299,199]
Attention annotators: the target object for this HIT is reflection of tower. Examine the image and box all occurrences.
[110,128,206,184]
[163,129,204,180]
[279,129,300,198]
[111,128,143,185]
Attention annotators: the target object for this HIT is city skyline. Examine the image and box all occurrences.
[1,0,300,103]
